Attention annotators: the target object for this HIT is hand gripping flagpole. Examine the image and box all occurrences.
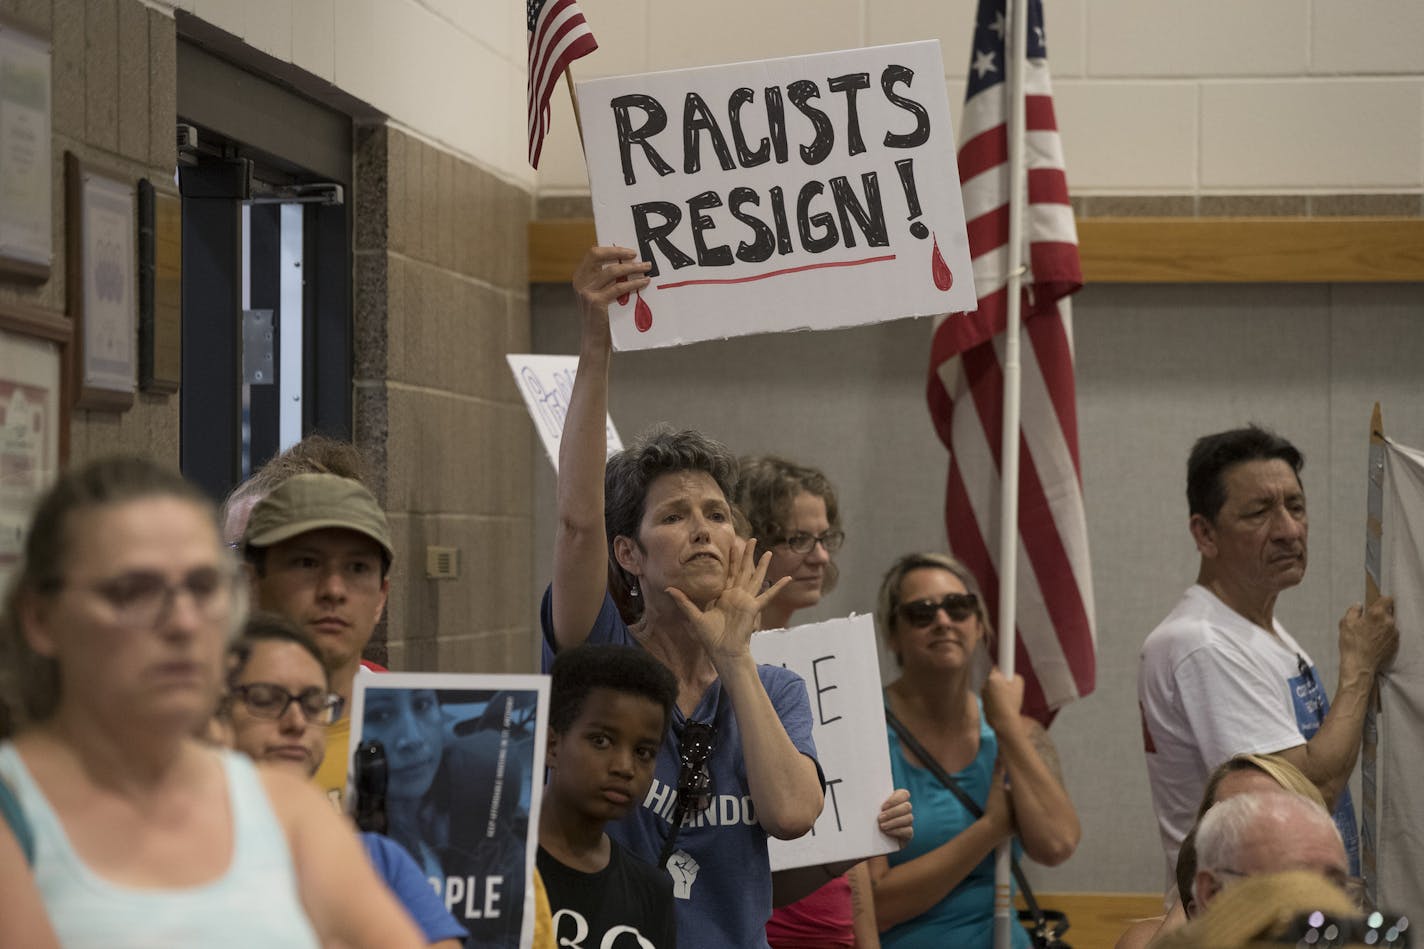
[994,0,1030,946]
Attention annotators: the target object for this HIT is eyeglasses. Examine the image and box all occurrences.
[897,592,979,627]
[56,567,235,629]
[1272,909,1410,947]
[231,683,344,725]
[776,530,845,555]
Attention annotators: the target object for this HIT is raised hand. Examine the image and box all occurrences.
[571,245,651,339]
[667,536,791,667]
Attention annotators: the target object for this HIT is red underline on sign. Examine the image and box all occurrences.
[654,253,898,291]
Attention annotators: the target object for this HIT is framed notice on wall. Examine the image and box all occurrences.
[66,152,136,412]
[0,15,52,282]
[0,302,68,593]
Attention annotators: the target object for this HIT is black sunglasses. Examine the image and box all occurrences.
[676,720,717,814]
[897,592,979,627]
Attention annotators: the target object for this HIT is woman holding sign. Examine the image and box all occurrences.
[541,246,825,949]
[867,553,1079,948]
[736,456,910,949]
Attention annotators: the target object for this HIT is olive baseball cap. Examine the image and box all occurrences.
[242,473,394,561]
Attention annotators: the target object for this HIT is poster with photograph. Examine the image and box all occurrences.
[348,673,550,949]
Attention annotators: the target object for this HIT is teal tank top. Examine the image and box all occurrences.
[0,743,320,948]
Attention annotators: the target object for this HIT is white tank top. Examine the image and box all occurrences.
[0,743,320,948]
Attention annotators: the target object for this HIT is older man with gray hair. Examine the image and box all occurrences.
[1192,791,1352,914]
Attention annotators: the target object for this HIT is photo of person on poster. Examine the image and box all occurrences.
[354,679,546,949]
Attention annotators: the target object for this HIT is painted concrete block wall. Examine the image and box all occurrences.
[536,0,1424,198]
[155,0,534,189]
[0,0,181,464]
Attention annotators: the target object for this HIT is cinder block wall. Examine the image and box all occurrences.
[537,0,1424,207]
[0,0,181,464]
[352,127,535,672]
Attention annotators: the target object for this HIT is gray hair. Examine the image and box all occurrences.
[1192,790,1340,905]
[603,425,739,623]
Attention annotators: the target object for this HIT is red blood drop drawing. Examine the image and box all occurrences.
[634,292,653,332]
[931,234,953,291]
[617,292,630,306]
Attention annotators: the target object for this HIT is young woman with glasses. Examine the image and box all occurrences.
[865,553,1080,949]
[542,246,826,949]
[736,456,913,949]
[0,456,423,948]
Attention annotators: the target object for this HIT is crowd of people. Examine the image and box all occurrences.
[0,244,1403,948]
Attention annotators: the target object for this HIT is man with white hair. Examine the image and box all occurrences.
[1192,790,1351,913]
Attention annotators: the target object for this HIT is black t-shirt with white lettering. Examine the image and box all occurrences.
[537,841,677,949]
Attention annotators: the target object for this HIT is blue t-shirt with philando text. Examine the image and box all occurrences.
[540,587,820,949]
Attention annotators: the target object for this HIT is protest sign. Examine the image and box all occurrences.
[750,614,896,871]
[506,353,623,471]
[348,673,549,949]
[578,41,976,351]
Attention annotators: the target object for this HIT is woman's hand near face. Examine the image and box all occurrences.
[666,537,791,670]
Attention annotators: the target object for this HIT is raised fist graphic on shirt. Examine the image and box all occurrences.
[665,849,700,900]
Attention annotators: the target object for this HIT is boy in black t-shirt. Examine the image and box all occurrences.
[538,645,679,948]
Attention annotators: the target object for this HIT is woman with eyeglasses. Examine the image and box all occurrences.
[0,456,424,948]
[866,553,1080,948]
[543,246,826,949]
[221,612,468,949]
[736,456,912,949]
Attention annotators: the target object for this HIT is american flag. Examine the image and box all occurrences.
[527,0,598,168]
[927,0,1095,724]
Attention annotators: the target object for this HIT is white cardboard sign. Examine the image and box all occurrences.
[750,614,897,871]
[578,41,976,351]
[506,354,623,471]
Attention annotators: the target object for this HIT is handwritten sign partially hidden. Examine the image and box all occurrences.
[579,41,976,351]
[506,354,624,471]
[750,614,896,871]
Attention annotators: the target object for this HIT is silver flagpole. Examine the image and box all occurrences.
[993,0,1029,945]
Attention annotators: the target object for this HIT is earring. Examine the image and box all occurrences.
[628,578,640,598]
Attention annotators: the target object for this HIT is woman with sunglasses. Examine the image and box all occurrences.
[736,456,912,949]
[0,456,423,948]
[544,247,826,949]
[866,553,1079,948]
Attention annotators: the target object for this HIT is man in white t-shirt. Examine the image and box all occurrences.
[1138,425,1397,887]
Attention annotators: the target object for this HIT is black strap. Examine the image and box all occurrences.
[884,707,1049,928]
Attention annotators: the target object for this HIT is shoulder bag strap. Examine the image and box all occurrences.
[883,707,1047,926]
[0,773,34,865]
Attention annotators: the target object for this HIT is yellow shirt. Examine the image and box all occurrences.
[314,715,351,812]
[532,868,554,949]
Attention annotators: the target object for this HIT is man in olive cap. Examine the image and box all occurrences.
[243,472,394,806]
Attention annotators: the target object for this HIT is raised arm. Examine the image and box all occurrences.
[550,246,652,651]
[982,670,1080,866]
[1272,597,1398,807]
[668,538,822,838]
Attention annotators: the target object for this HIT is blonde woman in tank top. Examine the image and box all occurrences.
[0,457,424,948]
